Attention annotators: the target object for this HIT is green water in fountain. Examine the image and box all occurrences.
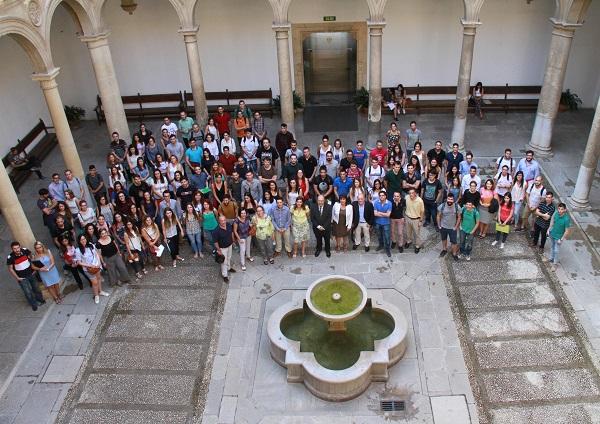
[309,278,363,315]
[280,301,395,370]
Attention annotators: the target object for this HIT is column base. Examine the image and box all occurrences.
[527,142,554,158]
[568,196,591,211]
[367,120,382,148]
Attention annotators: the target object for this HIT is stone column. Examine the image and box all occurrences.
[528,23,577,155]
[0,164,35,246]
[274,23,295,135]
[180,27,208,125]
[32,69,85,179]
[81,32,130,141]
[450,21,480,151]
[367,21,385,124]
[569,96,600,210]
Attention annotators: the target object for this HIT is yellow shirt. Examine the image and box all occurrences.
[292,206,309,225]
[252,215,274,240]
[404,195,424,219]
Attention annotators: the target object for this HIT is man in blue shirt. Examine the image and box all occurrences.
[373,190,392,257]
[352,140,368,170]
[270,198,292,257]
[185,138,203,171]
[516,150,541,184]
[445,143,464,171]
[333,169,353,200]
[459,151,478,176]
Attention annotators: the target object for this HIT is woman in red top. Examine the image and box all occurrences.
[295,169,311,201]
[492,192,514,249]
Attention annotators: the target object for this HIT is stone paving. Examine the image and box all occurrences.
[444,233,600,423]
[55,261,225,424]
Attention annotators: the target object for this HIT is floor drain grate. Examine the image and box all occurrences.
[380,399,405,412]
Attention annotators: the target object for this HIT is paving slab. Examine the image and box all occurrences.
[60,315,95,339]
[475,337,585,369]
[468,308,570,339]
[105,314,210,340]
[78,373,196,406]
[118,288,215,312]
[41,356,84,383]
[452,259,543,283]
[490,403,600,424]
[93,341,204,371]
[68,409,189,424]
[484,368,600,403]
[430,395,471,424]
[459,282,556,309]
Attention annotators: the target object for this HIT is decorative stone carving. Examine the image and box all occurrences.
[552,0,591,26]
[27,0,42,27]
[267,0,292,25]
[366,0,387,22]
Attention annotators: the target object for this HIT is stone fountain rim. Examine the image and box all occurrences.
[305,274,368,322]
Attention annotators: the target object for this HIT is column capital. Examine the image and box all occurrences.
[367,20,386,31]
[273,22,291,32]
[550,18,580,38]
[79,31,111,47]
[32,67,60,90]
[460,19,482,28]
[179,26,199,43]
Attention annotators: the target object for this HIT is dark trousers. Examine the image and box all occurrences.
[18,274,44,307]
[313,227,331,253]
[424,201,438,224]
[533,223,548,248]
[64,264,91,287]
[166,235,180,260]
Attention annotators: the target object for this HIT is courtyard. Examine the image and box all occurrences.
[0,110,598,424]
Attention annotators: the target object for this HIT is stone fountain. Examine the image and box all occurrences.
[268,275,408,401]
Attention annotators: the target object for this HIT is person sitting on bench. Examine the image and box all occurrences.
[7,147,44,179]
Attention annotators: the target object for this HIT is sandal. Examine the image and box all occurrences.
[263,260,269,265]
[155,266,160,271]
[269,258,275,264]
[247,257,255,262]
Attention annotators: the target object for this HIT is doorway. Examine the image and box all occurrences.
[303,32,357,105]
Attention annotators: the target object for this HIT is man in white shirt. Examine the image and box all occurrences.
[461,166,481,192]
[364,157,385,194]
[322,151,339,180]
[161,117,178,136]
[494,165,513,196]
[240,129,259,174]
[496,148,516,176]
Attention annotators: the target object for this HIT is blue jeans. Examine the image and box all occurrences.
[245,158,258,174]
[424,201,437,224]
[550,237,561,263]
[187,231,202,254]
[459,230,474,256]
[18,274,44,307]
[376,223,391,252]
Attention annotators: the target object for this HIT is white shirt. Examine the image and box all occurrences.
[364,165,384,190]
[461,174,481,192]
[241,137,259,160]
[203,140,220,159]
[220,137,236,155]
[494,172,513,196]
[161,122,178,136]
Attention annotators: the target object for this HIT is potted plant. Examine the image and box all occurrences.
[559,89,582,112]
[354,87,369,113]
[273,91,304,113]
[64,105,86,127]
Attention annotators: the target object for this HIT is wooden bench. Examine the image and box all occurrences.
[184,88,274,118]
[94,92,185,124]
[382,84,541,115]
[2,119,57,192]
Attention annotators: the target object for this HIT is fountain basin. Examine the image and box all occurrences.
[268,286,408,401]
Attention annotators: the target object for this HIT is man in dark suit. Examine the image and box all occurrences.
[351,192,375,252]
[310,195,333,257]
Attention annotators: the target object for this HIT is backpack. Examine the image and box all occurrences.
[497,156,515,174]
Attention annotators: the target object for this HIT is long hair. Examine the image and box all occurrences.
[501,191,513,208]
[162,207,176,228]
[514,171,525,187]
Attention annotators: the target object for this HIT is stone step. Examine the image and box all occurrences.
[468,308,569,339]
[68,409,189,424]
[474,236,536,260]
[106,313,211,340]
[117,288,217,313]
[452,259,543,283]
[78,373,196,406]
[93,341,204,372]
[474,336,585,369]
[459,282,556,309]
[490,403,600,424]
[483,368,600,404]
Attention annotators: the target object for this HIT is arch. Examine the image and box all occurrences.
[0,18,53,73]
[95,0,196,30]
[45,0,101,40]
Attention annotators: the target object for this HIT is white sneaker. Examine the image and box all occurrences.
[99,291,110,297]
[94,295,99,304]
[500,243,505,249]
[491,241,498,246]
[241,265,247,271]
[466,256,471,261]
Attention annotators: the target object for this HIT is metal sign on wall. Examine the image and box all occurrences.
[323,16,336,21]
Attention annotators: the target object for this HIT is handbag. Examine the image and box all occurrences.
[249,225,257,237]
[488,198,499,214]
[215,252,225,264]
[86,266,101,275]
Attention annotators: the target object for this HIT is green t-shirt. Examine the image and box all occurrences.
[203,211,218,231]
[385,169,404,196]
[178,117,195,138]
[460,207,479,233]
[549,211,571,240]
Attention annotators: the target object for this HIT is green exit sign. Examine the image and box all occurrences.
[323,16,336,22]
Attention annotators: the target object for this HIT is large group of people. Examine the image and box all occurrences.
[7,102,573,308]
